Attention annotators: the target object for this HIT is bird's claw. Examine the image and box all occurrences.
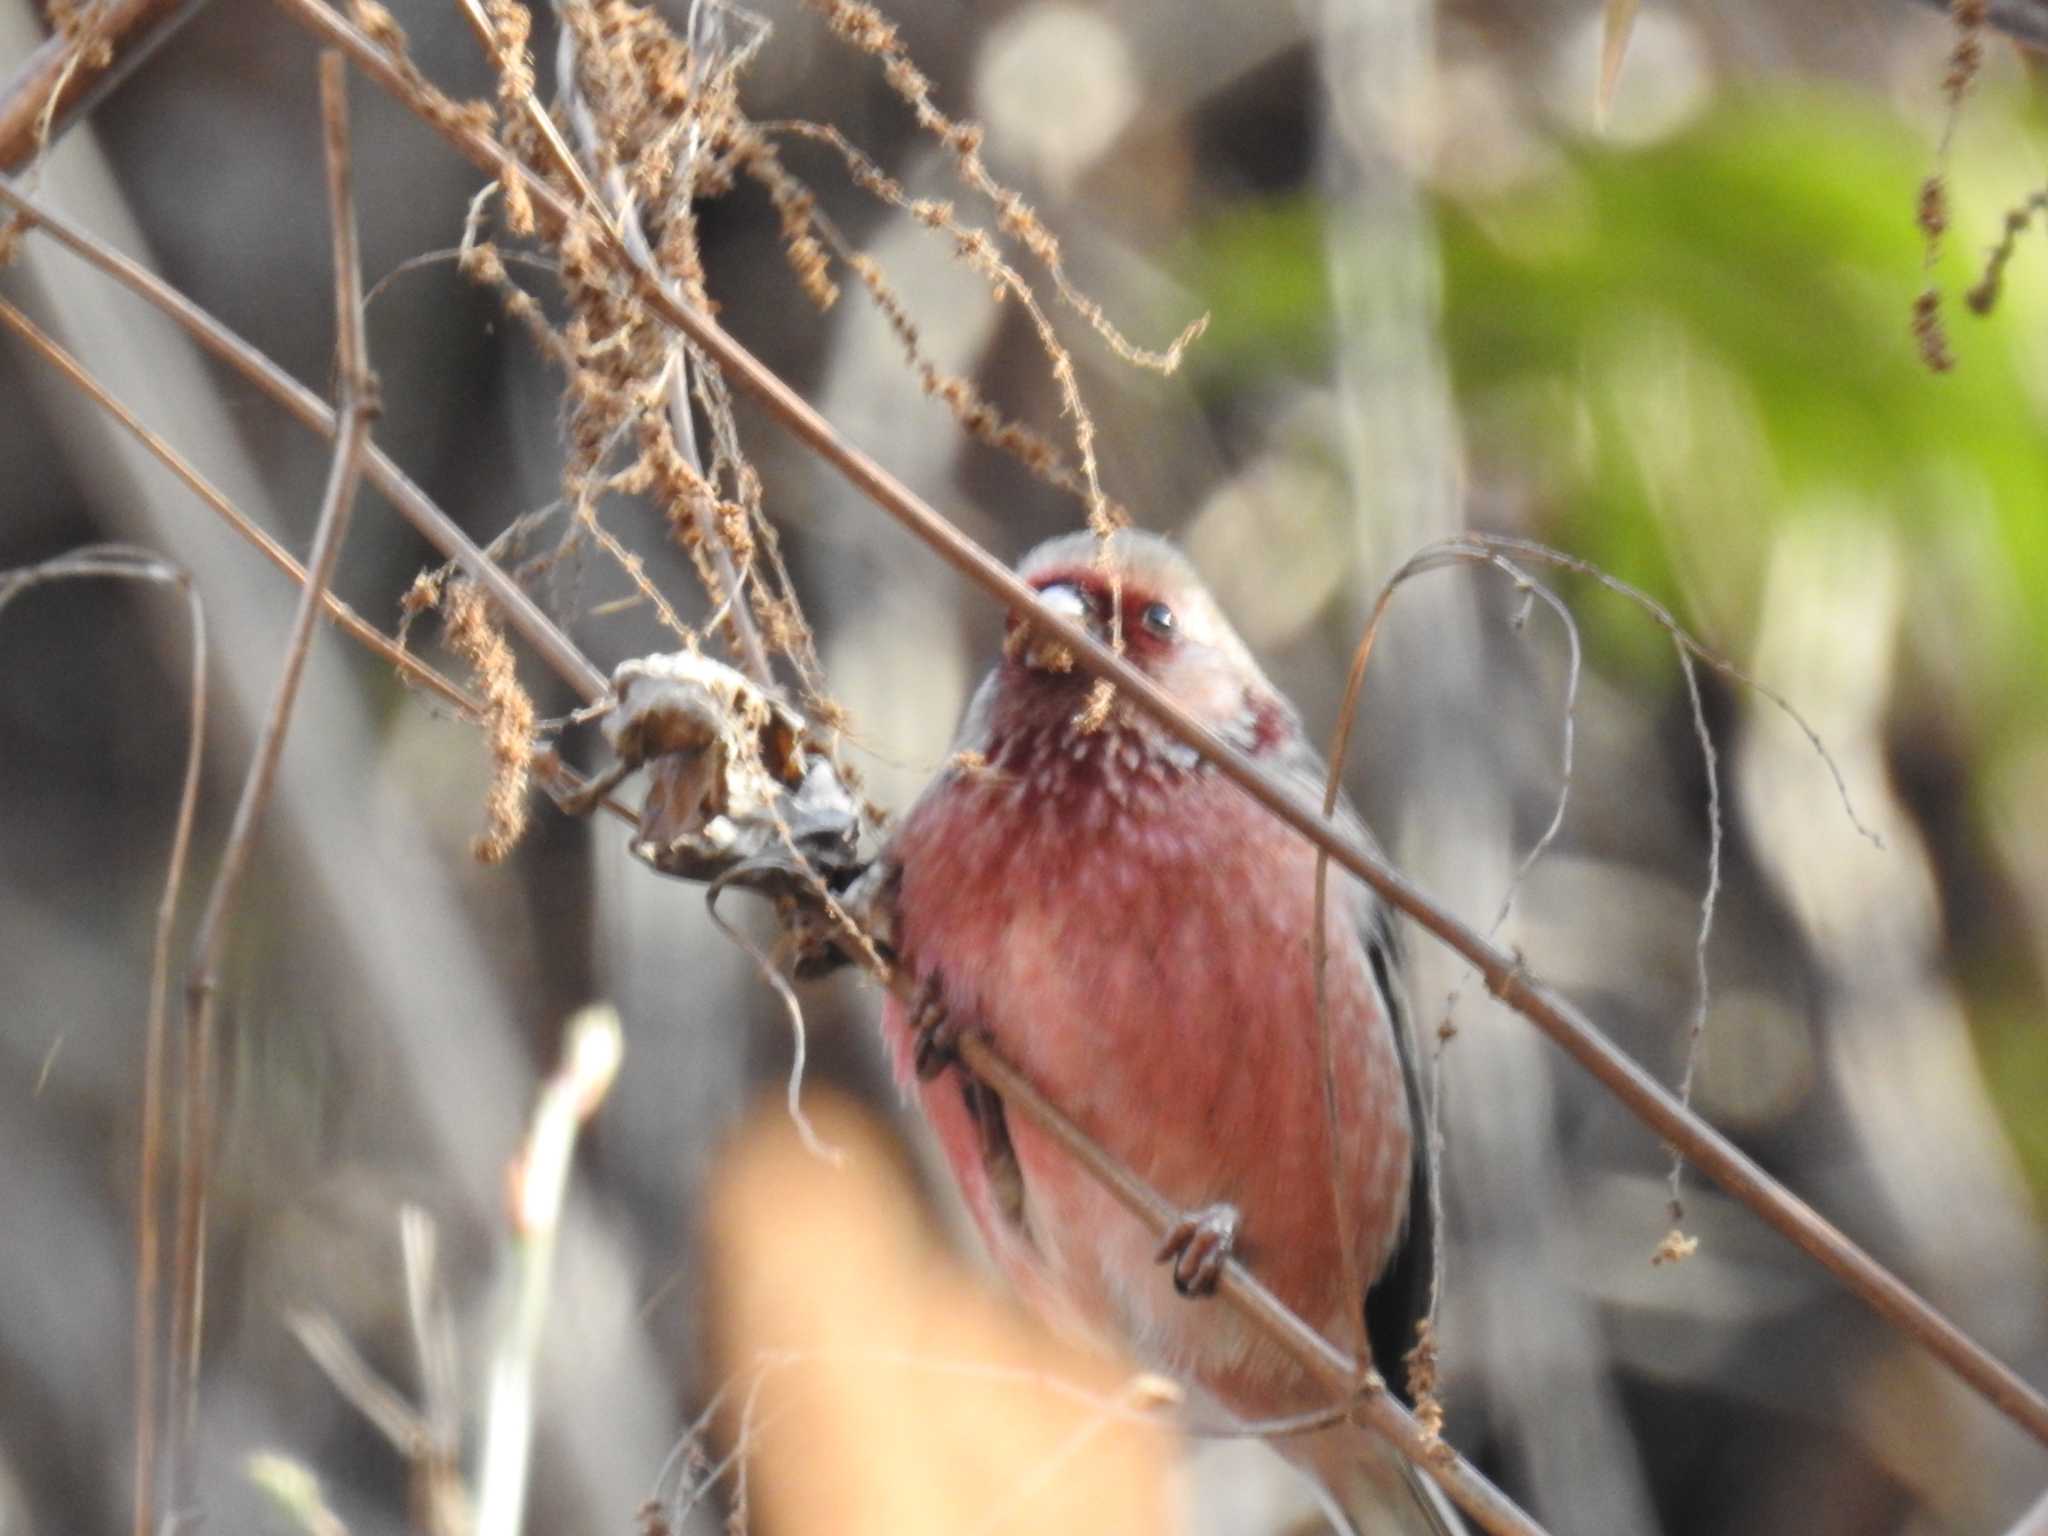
[1157,1202,1240,1298]
[910,973,962,1081]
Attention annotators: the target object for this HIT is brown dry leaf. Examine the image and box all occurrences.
[1597,0,1640,127]
[706,1092,1175,1536]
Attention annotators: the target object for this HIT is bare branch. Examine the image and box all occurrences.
[0,296,475,716]
[168,54,381,1516]
[0,0,205,173]
[0,173,609,704]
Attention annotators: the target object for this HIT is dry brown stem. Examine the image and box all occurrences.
[270,0,2048,1460]
[0,0,195,172]
[1967,186,2048,315]
[798,0,1206,378]
[761,118,1130,523]
[167,53,380,1515]
[0,546,206,1536]
[540,0,777,686]
[0,295,473,717]
[0,173,607,703]
[1913,0,1992,370]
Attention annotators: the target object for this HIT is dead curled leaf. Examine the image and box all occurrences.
[587,651,866,896]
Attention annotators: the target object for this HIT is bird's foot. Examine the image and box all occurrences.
[909,972,962,1081]
[1157,1202,1241,1298]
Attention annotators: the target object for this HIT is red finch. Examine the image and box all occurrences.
[878,530,1453,1534]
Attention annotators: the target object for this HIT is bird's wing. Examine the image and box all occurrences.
[1358,886,1437,1403]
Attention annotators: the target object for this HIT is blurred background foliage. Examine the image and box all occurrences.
[4,1,2048,1534]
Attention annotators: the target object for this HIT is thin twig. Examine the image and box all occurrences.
[0,546,206,1536]
[1664,642,1723,1241]
[0,293,613,874]
[398,1208,466,1536]
[0,173,608,705]
[1309,540,1585,1385]
[168,55,381,1517]
[0,296,474,717]
[262,0,2048,1453]
[705,872,843,1166]
[289,1310,433,1453]
[0,0,205,173]
[545,8,777,687]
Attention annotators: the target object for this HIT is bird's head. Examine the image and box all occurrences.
[993,530,1295,757]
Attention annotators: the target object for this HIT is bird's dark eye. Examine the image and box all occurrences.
[1140,600,1176,639]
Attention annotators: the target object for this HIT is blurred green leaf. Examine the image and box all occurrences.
[1184,90,2048,732]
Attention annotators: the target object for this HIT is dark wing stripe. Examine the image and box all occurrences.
[1362,896,1436,1403]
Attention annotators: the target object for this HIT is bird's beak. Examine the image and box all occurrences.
[1013,582,1094,673]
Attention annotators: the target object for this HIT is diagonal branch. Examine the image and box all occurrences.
[0,173,609,704]
[0,297,473,717]
[0,0,208,173]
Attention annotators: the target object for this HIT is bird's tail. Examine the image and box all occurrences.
[1295,1424,1470,1536]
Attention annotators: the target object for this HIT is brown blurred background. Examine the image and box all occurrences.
[3,0,2047,1532]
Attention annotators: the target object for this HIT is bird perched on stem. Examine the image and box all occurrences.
[877,529,1454,1534]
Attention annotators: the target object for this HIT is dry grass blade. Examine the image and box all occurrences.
[288,1310,432,1454]
[0,173,608,704]
[0,544,205,1536]
[397,1207,466,1532]
[271,0,2048,1454]
[166,52,380,1517]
